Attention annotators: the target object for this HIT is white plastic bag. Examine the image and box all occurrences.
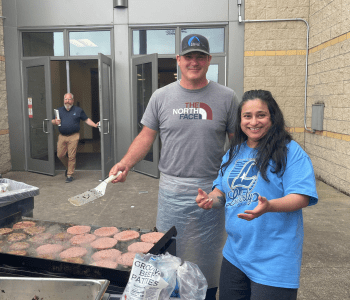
[122,252,181,300]
[177,261,208,300]
[0,183,9,193]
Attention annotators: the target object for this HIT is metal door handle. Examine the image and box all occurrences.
[103,119,109,134]
[43,119,50,134]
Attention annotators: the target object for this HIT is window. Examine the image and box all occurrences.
[133,29,175,55]
[207,64,219,82]
[22,32,64,57]
[69,31,111,56]
[181,28,225,54]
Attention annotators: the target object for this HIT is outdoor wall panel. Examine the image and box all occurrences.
[128,0,229,24]
[15,0,113,27]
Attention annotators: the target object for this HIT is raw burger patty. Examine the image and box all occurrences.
[91,249,122,261]
[9,242,30,250]
[0,228,13,235]
[28,232,52,243]
[127,242,153,254]
[24,226,46,236]
[36,244,64,255]
[53,232,72,241]
[70,234,96,245]
[91,260,118,269]
[118,252,136,267]
[13,221,36,229]
[90,237,118,250]
[94,227,119,237]
[67,225,91,235]
[113,230,140,241]
[8,232,27,242]
[59,247,88,259]
[62,257,84,264]
[8,250,26,256]
[37,254,56,260]
[140,232,164,244]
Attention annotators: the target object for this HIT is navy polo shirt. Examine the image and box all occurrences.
[57,106,88,136]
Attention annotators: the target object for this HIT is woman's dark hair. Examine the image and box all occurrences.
[220,89,292,181]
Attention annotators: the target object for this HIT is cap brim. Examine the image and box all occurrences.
[180,48,210,56]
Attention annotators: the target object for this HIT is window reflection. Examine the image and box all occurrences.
[133,29,175,55]
[22,32,64,57]
[69,31,111,56]
[207,64,219,83]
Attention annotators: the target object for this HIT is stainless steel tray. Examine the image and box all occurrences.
[0,277,109,300]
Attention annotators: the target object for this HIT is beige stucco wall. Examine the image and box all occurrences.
[243,1,350,196]
[306,0,350,195]
[243,1,309,148]
[0,0,11,175]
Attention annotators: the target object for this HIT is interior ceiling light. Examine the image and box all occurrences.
[69,39,98,48]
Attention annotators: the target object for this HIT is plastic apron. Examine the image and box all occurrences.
[156,172,226,288]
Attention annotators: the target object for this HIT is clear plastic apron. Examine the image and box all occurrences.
[156,172,226,288]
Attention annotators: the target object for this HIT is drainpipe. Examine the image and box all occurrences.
[237,1,314,133]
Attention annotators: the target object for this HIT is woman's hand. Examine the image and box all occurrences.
[196,188,214,210]
[237,193,309,221]
[237,196,270,221]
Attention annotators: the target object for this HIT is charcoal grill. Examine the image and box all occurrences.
[0,216,177,296]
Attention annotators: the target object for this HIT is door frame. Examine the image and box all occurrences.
[22,57,55,175]
[98,53,115,180]
[131,53,160,178]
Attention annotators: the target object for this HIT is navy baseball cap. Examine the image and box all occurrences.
[180,34,210,56]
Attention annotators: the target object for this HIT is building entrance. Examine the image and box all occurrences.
[22,55,114,179]
[51,60,101,171]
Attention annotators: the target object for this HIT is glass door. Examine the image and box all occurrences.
[132,54,159,178]
[22,58,55,175]
[98,53,115,179]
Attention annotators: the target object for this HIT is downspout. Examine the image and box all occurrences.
[237,1,314,133]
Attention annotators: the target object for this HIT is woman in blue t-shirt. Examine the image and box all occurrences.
[196,89,318,300]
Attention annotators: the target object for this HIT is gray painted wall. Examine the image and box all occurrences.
[128,0,229,24]
[15,0,113,27]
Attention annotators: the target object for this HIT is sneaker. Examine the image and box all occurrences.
[65,170,68,177]
[65,176,73,183]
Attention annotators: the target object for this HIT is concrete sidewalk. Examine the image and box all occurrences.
[2,170,350,300]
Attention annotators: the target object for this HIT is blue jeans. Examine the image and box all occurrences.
[219,257,298,300]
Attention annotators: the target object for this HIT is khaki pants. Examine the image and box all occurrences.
[57,132,80,176]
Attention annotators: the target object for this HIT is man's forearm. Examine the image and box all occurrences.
[85,118,98,128]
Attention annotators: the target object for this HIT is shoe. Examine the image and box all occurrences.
[65,170,67,177]
[65,176,73,183]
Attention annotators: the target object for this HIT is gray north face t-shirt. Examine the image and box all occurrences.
[141,81,239,178]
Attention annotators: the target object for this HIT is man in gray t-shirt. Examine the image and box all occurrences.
[110,34,239,300]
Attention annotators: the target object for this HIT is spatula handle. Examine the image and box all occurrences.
[105,171,122,184]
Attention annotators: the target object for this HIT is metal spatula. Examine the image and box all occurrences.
[68,171,122,206]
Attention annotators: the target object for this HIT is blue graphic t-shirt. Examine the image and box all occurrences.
[213,140,318,289]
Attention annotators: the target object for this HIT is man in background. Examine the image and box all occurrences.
[52,93,99,183]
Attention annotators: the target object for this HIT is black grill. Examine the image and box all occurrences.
[0,200,177,295]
